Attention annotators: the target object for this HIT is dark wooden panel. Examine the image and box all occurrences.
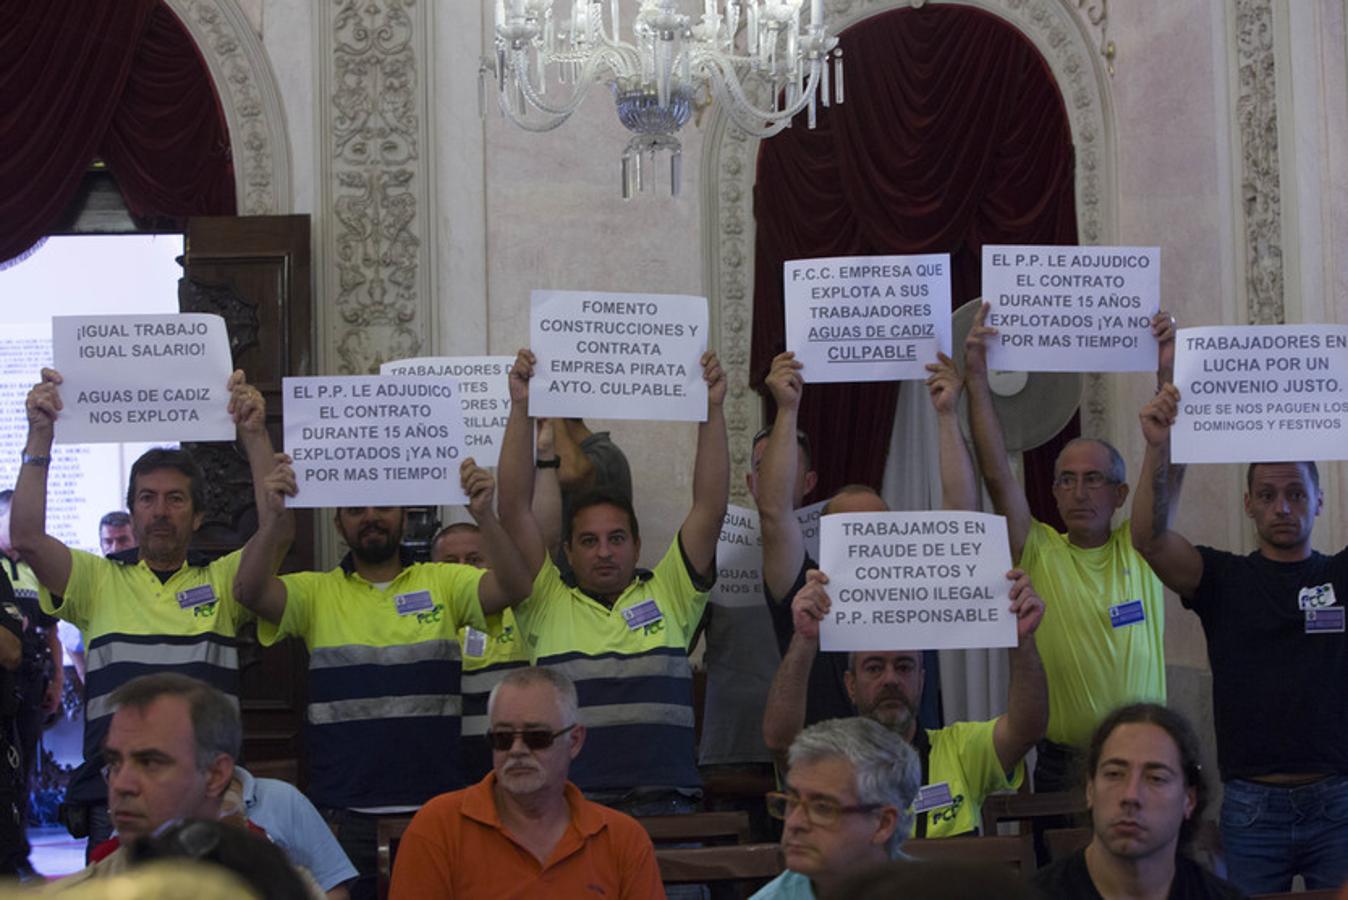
[181,214,312,782]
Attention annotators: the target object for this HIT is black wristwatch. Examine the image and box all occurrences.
[535,457,561,469]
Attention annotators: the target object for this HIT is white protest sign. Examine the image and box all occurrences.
[283,375,470,507]
[818,511,1015,652]
[51,314,235,444]
[529,290,708,421]
[380,356,512,467]
[796,499,825,563]
[1171,325,1348,463]
[784,255,951,383]
[982,246,1160,372]
[710,505,765,610]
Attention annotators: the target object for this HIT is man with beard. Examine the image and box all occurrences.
[1131,384,1348,893]
[234,454,533,900]
[1032,703,1246,899]
[11,367,274,853]
[389,667,663,898]
[764,564,1047,838]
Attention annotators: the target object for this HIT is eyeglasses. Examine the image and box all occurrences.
[765,791,880,827]
[1052,471,1119,491]
[487,724,576,752]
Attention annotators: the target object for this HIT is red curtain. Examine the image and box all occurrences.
[0,0,235,264]
[752,4,1078,525]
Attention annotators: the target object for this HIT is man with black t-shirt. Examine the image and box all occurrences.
[1131,383,1348,893]
[1033,703,1246,900]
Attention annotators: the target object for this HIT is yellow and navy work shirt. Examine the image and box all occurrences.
[458,609,530,782]
[516,539,712,793]
[258,551,487,809]
[41,547,253,804]
[914,719,1025,839]
[1021,519,1166,749]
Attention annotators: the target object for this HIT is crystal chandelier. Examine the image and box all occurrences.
[482,0,844,198]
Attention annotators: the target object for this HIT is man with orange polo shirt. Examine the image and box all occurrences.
[389,667,663,898]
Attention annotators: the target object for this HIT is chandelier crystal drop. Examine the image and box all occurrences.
[482,0,844,198]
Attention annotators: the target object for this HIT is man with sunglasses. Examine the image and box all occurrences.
[752,717,920,899]
[965,305,1177,792]
[390,667,663,898]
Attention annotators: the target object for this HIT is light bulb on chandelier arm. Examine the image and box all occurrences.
[482,0,845,198]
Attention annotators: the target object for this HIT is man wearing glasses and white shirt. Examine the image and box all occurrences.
[752,717,920,900]
[389,667,664,899]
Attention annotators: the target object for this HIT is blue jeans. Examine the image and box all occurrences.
[1221,775,1348,893]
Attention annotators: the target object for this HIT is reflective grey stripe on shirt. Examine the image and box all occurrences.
[461,666,519,696]
[540,653,691,683]
[308,694,462,725]
[309,639,459,669]
[86,642,240,721]
[580,702,695,729]
[89,685,240,723]
[87,640,239,673]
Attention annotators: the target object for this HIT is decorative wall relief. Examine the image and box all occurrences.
[322,0,431,374]
[1234,0,1285,325]
[165,0,290,216]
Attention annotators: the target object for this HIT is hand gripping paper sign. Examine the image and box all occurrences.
[51,313,235,444]
[1171,324,1348,464]
[380,356,513,467]
[784,255,952,383]
[529,289,709,422]
[981,246,1161,372]
[818,512,1015,653]
[283,375,470,507]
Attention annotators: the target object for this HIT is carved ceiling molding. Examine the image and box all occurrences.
[317,0,431,375]
[164,0,292,216]
[703,0,1119,499]
[1234,0,1285,325]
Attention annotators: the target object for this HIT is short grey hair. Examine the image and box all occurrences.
[787,717,921,859]
[487,667,579,726]
[1056,437,1126,484]
[108,673,241,771]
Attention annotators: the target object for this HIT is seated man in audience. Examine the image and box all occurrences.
[755,351,974,732]
[54,672,324,896]
[222,766,358,898]
[1131,384,1348,893]
[389,667,663,899]
[235,455,533,900]
[1033,703,1246,900]
[496,348,728,812]
[765,565,1047,838]
[964,308,1176,789]
[14,367,275,851]
[430,521,528,783]
[752,717,920,900]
